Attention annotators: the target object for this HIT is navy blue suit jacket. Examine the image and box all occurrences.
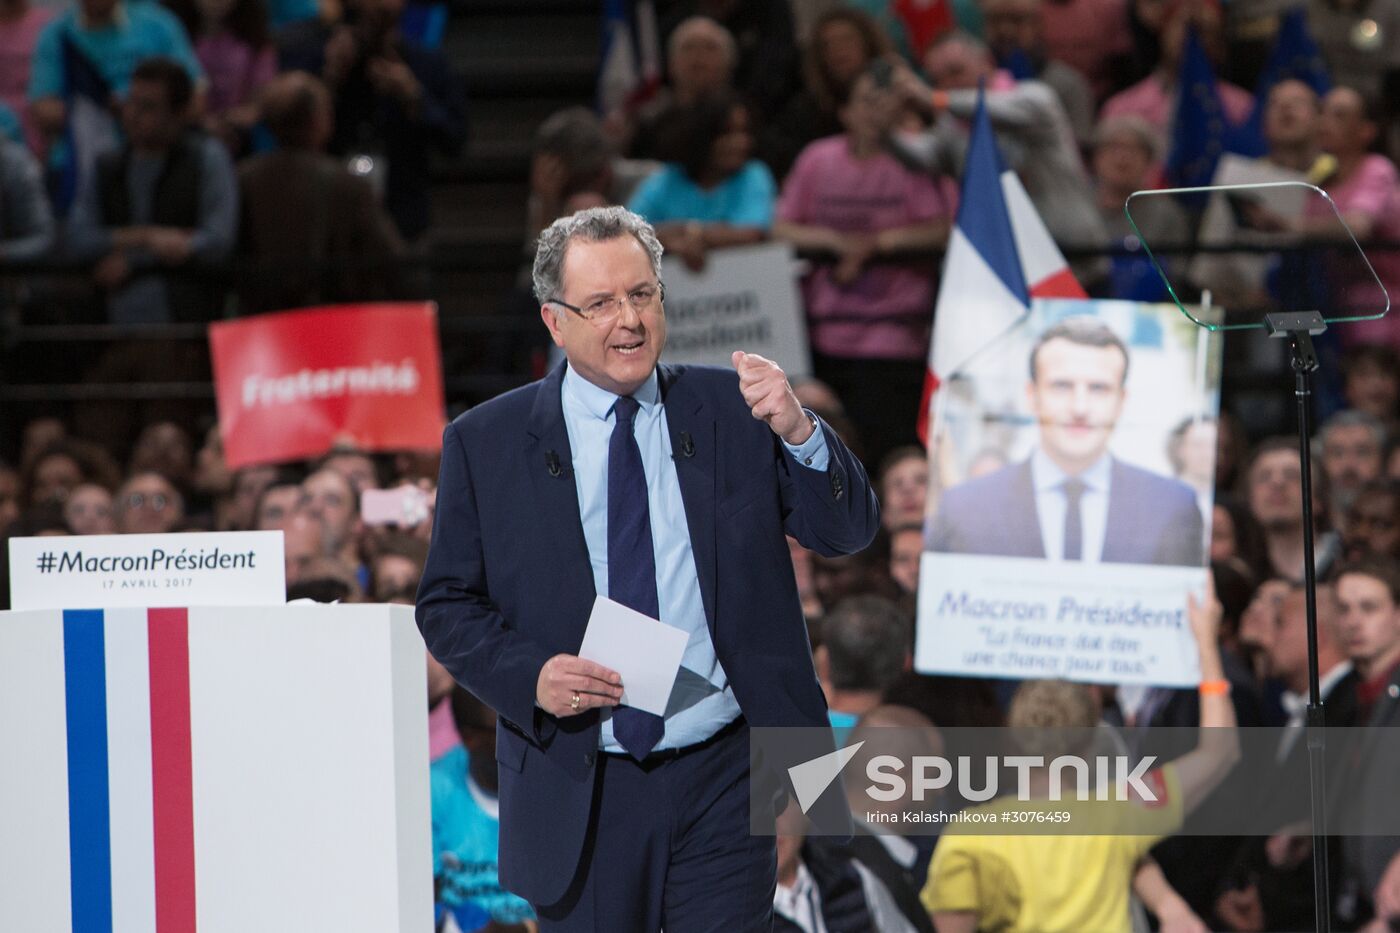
[928,457,1205,566]
[416,362,879,906]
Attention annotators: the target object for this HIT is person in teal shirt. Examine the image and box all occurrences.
[29,0,204,137]
[431,687,534,932]
[28,0,203,109]
[626,91,776,271]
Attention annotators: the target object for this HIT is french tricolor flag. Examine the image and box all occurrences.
[44,608,196,933]
[917,91,1086,444]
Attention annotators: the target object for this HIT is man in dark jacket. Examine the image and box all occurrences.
[278,0,465,240]
[237,70,404,313]
[66,56,236,325]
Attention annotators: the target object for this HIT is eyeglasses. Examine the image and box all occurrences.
[550,283,665,324]
[122,492,171,511]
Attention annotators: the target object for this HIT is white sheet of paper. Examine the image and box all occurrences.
[577,595,688,716]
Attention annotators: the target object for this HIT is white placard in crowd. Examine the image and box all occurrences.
[1188,155,1308,310]
[916,554,1204,686]
[659,242,812,377]
[8,531,286,610]
[917,298,1221,686]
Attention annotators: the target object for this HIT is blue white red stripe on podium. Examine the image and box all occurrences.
[60,607,196,933]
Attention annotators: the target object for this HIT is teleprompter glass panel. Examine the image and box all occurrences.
[1124,181,1389,331]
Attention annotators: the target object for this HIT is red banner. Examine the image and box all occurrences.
[210,303,445,469]
[895,0,953,58]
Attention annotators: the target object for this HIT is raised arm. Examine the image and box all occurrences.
[1171,580,1242,815]
[731,351,880,555]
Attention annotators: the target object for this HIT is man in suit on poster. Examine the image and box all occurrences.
[928,316,1204,566]
[417,206,878,931]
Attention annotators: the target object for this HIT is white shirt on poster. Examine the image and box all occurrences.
[1030,449,1112,563]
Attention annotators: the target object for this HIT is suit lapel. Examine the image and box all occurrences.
[659,366,719,635]
[1101,458,1132,563]
[525,362,596,648]
[1010,462,1047,559]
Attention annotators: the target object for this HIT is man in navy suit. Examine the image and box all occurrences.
[929,316,1204,566]
[416,206,878,931]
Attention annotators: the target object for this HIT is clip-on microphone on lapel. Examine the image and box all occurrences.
[673,432,695,460]
[545,451,564,477]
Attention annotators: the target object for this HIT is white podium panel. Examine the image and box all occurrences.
[0,603,432,933]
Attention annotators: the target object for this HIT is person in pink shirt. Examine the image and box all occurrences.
[0,0,52,153]
[774,68,956,464]
[1037,0,1133,99]
[1101,0,1252,139]
[1246,86,1400,346]
[164,0,276,154]
[1309,87,1400,346]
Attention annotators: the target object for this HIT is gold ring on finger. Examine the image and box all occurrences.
[571,691,581,711]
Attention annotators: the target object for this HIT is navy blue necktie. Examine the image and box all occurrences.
[1062,478,1085,561]
[608,395,665,760]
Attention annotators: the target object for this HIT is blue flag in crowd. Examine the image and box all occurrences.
[1165,25,1228,203]
[52,34,116,216]
[998,47,1037,82]
[1232,8,1331,157]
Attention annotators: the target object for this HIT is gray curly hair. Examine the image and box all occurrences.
[531,206,665,306]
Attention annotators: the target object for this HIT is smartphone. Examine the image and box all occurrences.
[869,59,894,88]
[361,485,431,526]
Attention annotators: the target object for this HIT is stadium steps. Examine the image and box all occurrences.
[426,0,598,256]
[419,0,599,405]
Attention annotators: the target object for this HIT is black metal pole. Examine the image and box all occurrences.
[1291,339,1322,708]
[1284,326,1330,933]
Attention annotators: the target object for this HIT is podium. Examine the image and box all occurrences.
[0,603,432,932]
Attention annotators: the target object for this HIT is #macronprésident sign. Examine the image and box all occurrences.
[8,532,286,610]
[659,242,812,378]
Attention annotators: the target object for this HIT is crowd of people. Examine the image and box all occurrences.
[517,0,1400,465]
[3,0,1400,930]
[4,361,1400,931]
[0,0,463,320]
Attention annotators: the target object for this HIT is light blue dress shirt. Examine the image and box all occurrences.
[560,365,828,751]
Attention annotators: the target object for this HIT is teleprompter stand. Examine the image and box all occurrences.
[1264,309,1331,933]
[1126,179,1391,932]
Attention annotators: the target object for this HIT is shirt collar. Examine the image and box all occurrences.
[562,364,659,422]
[776,860,816,900]
[1030,448,1112,494]
[1282,661,1353,714]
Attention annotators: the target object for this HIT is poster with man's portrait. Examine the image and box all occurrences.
[915,298,1222,686]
